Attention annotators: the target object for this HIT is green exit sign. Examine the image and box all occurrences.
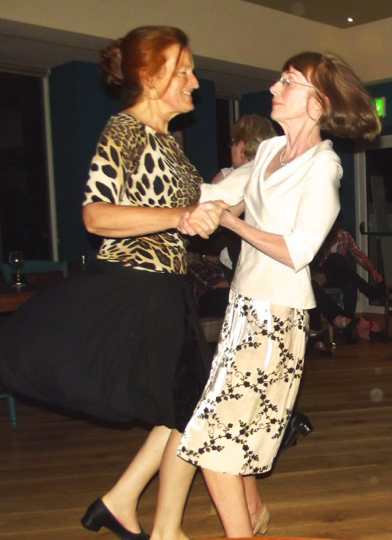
[374,97,386,118]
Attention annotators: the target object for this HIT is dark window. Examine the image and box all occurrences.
[0,72,50,262]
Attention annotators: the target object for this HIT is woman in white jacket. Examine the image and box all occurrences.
[177,52,381,538]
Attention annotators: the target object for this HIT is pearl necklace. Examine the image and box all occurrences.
[279,147,289,167]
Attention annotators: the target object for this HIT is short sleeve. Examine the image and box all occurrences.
[83,116,143,206]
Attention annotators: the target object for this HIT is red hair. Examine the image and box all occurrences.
[101,26,189,105]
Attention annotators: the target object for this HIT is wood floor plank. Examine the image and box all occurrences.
[1,335,392,539]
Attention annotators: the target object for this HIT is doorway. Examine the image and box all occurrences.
[355,134,392,313]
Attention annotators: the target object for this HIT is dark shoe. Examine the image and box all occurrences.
[281,411,313,450]
[313,340,333,357]
[81,498,149,540]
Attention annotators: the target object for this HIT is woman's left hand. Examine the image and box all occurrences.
[219,208,235,228]
[178,201,228,239]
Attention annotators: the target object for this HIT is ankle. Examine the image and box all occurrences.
[101,495,140,533]
[249,501,266,522]
[151,529,189,540]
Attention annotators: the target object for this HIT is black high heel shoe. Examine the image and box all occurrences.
[281,411,313,450]
[81,498,149,540]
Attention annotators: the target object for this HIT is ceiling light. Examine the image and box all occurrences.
[347,17,354,23]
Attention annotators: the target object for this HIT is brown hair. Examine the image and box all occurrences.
[231,114,276,160]
[282,52,381,140]
[100,26,189,106]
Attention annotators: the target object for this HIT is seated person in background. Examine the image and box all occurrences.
[212,113,276,184]
[212,113,276,273]
[189,114,276,317]
[312,218,384,319]
[187,235,231,318]
[309,280,388,346]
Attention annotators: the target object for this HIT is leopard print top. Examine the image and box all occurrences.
[83,113,203,274]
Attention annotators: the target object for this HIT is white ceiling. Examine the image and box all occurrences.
[0,19,278,97]
[241,0,392,28]
[2,1,392,96]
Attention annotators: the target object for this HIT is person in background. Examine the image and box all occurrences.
[212,113,276,184]
[177,51,381,538]
[312,218,385,319]
[309,280,388,347]
[213,114,276,273]
[0,26,225,540]
[189,115,276,314]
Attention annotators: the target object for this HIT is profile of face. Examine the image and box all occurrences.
[270,67,319,125]
[149,44,199,117]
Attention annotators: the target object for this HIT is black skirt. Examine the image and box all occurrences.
[0,261,212,431]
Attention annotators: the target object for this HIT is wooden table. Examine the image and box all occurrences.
[0,284,37,313]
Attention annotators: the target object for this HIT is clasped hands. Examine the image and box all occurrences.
[178,201,229,239]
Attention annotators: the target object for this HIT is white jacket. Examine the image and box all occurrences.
[200,136,342,309]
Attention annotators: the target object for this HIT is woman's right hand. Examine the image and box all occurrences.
[178,201,228,239]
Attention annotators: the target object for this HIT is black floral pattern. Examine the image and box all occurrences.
[178,291,307,475]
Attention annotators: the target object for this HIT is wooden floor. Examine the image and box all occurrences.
[1,338,392,540]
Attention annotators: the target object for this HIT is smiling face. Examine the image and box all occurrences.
[270,67,317,126]
[152,44,199,118]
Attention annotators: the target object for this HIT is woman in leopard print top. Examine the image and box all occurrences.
[0,26,225,540]
[83,112,201,274]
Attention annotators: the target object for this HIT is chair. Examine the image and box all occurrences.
[1,260,68,284]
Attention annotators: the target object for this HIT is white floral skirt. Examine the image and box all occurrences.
[177,291,308,475]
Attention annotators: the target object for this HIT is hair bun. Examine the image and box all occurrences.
[100,39,124,92]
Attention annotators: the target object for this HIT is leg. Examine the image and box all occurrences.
[103,425,171,533]
[308,304,322,331]
[342,280,358,319]
[151,430,197,540]
[312,280,344,324]
[322,253,379,313]
[322,253,353,288]
[243,475,269,532]
[202,468,253,538]
[243,475,263,519]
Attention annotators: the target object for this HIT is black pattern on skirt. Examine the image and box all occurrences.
[178,291,307,474]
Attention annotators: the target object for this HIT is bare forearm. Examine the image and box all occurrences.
[83,202,185,238]
[221,211,294,268]
[360,254,375,273]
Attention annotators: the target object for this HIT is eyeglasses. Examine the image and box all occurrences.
[228,139,237,148]
[277,76,313,88]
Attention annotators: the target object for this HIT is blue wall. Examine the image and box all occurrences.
[50,62,120,263]
[49,62,218,264]
[49,61,392,264]
[183,79,218,181]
